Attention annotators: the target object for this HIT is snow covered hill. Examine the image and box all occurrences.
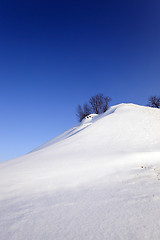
[1,103,160,240]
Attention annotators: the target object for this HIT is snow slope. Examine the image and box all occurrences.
[1,103,160,240]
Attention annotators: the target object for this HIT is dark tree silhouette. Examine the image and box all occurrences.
[148,96,160,108]
[77,104,91,122]
[77,94,111,121]
[90,94,111,114]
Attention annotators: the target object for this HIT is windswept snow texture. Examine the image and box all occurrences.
[1,103,160,240]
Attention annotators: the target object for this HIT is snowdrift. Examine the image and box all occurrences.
[1,103,160,240]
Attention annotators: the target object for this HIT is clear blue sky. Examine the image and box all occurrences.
[0,0,160,162]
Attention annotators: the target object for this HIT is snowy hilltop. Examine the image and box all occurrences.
[1,103,160,240]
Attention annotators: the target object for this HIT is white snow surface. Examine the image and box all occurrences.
[1,103,160,239]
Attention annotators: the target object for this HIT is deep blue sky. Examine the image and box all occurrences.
[0,0,160,162]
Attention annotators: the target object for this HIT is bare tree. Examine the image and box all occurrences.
[148,96,160,108]
[90,94,111,114]
[77,94,111,121]
[77,103,91,122]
